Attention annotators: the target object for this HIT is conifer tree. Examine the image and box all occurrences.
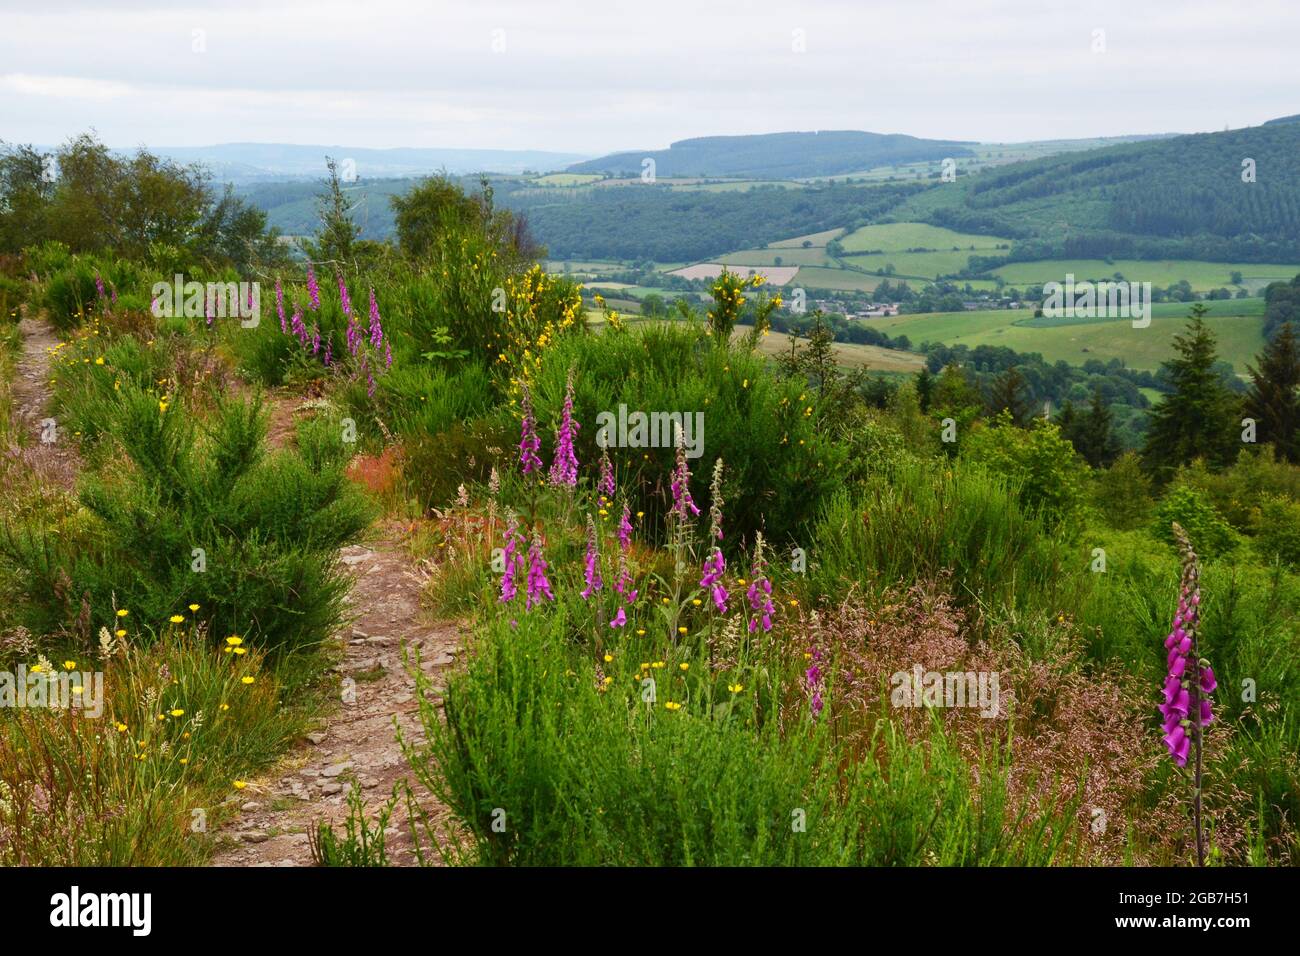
[1065,387,1121,468]
[985,365,1031,426]
[1142,306,1240,480]
[1243,321,1300,462]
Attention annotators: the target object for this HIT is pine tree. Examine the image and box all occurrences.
[302,156,360,264]
[1142,306,1240,481]
[915,366,934,413]
[985,365,1031,426]
[1071,388,1121,468]
[1244,321,1300,462]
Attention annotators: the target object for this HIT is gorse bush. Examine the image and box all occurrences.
[0,384,373,655]
[531,322,845,545]
[810,460,1074,620]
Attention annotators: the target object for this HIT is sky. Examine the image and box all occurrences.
[2,0,1298,156]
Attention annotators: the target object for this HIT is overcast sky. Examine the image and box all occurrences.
[2,0,1297,155]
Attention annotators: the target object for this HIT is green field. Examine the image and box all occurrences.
[838,249,985,280]
[531,173,604,186]
[839,222,1015,253]
[717,247,832,267]
[787,266,881,292]
[770,228,843,248]
[871,305,1267,371]
[668,179,808,192]
[991,259,1299,293]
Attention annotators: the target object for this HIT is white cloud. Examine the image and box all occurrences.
[0,0,1297,151]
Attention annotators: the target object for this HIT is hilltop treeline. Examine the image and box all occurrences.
[0,133,288,271]
[566,130,976,179]
[505,180,921,262]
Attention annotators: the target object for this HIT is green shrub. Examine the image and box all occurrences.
[810,460,1075,620]
[1253,496,1300,567]
[531,324,845,545]
[1178,449,1300,533]
[1094,451,1155,530]
[0,385,374,655]
[1152,484,1237,558]
[961,412,1089,532]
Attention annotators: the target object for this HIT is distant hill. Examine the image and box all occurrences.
[566,131,976,179]
[141,143,591,183]
[906,120,1300,265]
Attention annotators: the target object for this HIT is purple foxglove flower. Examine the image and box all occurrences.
[699,548,728,613]
[580,517,602,601]
[670,440,700,520]
[499,515,525,603]
[1163,725,1190,767]
[337,271,352,316]
[1160,523,1214,768]
[525,532,554,610]
[1200,666,1217,694]
[94,272,106,300]
[306,263,320,310]
[598,446,615,499]
[610,606,627,628]
[346,314,360,356]
[518,384,543,475]
[275,278,287,332]
[368,288,383,348]
[617,501,633,551]
[549,372,579,488]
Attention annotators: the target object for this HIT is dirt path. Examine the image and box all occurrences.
[7,314,464,866]
[209,401,464,867]
[8,313,79,487]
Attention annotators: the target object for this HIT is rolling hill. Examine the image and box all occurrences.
[907,118,1300,265]
[565,130,976,179]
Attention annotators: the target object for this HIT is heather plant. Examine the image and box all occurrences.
[403,598,1082,866]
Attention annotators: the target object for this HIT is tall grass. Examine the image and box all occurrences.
[0,629,309,865]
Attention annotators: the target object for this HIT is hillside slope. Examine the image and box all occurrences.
[567,130,975,179]
[909,120,1300,265]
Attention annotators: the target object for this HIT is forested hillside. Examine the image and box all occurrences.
[925,121,1300,267]
[566,130,975,179]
